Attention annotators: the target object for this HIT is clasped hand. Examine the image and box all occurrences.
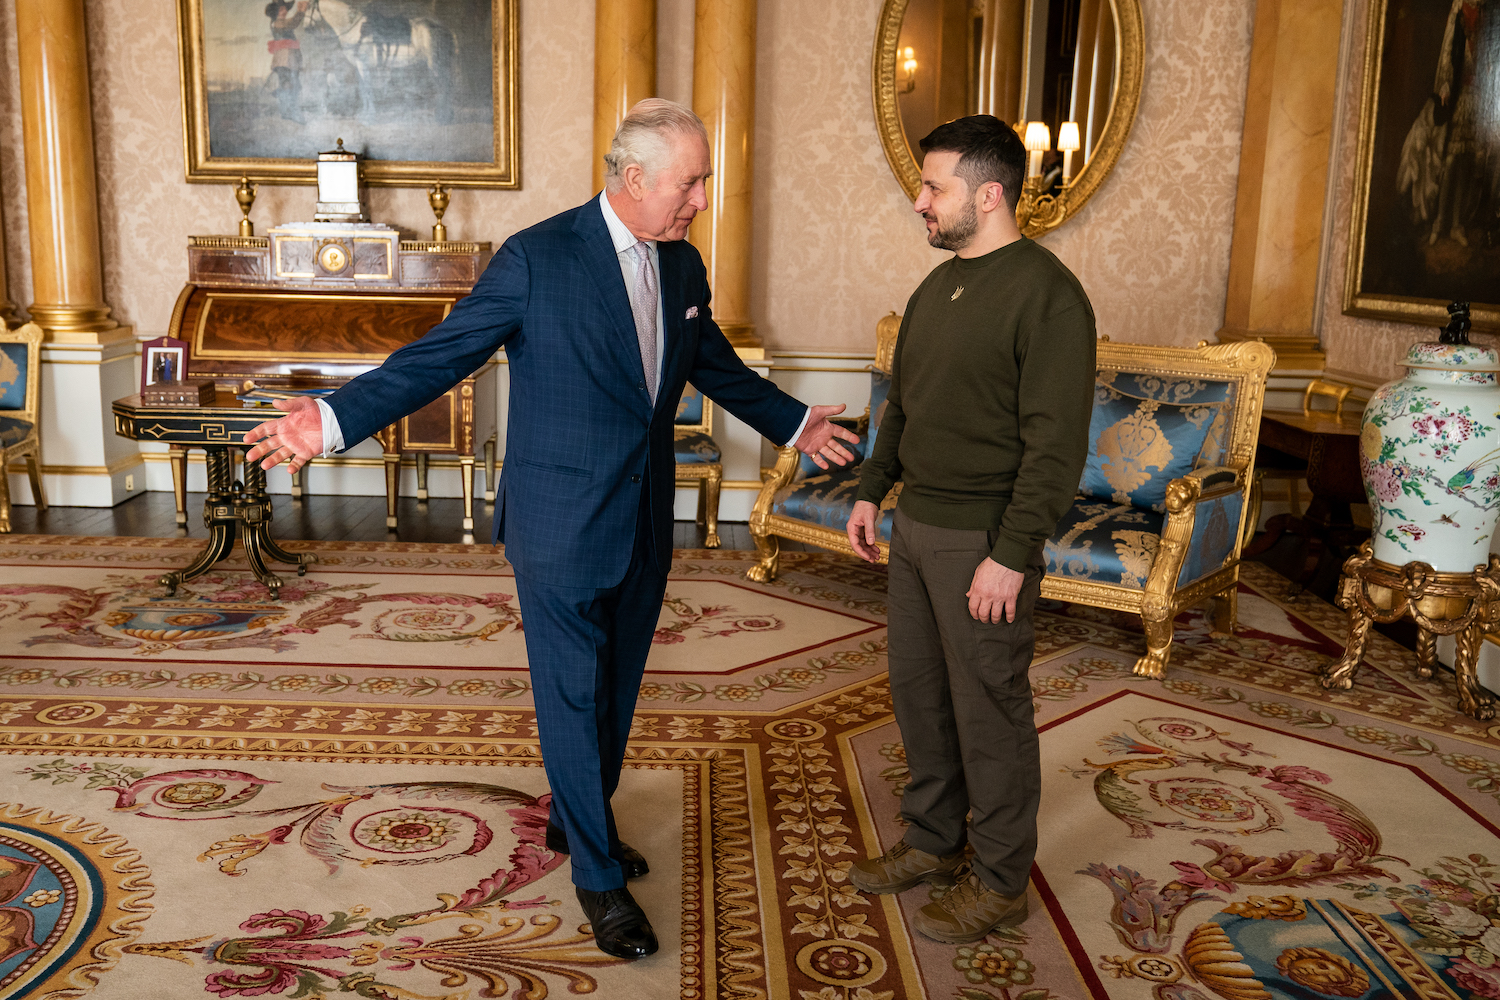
[847,500,1024,623]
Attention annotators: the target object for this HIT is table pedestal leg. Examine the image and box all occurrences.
[169,445,189,526]
[238,453,313,598]
[461,456,475,533]
[160,447,236,595]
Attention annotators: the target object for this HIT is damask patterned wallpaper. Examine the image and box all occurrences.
[0,0,1255,354]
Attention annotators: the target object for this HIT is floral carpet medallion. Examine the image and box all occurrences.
[3,538,1500,998]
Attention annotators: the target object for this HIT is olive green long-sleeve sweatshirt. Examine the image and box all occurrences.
[857,237,1097,571]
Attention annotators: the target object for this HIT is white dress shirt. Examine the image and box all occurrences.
[316,191,809,454]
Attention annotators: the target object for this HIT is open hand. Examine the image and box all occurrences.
[243,396,323,472]
[847,499,882,562]
[967,557,1024,624]
[795,404,860,470]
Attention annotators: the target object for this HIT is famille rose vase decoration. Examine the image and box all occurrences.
[1361,340,1500,572]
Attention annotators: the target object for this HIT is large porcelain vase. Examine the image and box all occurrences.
[1360,343,1500,571]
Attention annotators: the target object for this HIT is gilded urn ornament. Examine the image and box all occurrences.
[1360,304,1500,571]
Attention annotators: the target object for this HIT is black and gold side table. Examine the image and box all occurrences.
[112,392,314,598]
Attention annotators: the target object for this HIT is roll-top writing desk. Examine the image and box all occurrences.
[166,226,497,533]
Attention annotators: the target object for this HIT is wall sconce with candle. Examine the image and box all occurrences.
[1022,121,1051,179]
[1057,121,1081,184]
[900,46,918,94]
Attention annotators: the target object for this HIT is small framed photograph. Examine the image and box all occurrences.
[141,336,190,389]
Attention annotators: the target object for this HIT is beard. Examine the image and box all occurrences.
[925,198,978,251]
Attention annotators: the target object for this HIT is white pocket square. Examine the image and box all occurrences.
[685,306,699,319]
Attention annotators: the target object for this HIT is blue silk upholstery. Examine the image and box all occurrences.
[676,385,704,426]
[1177,491,1244,587]
[1080,385,1226,512]
[0,416,32,447]
[674,431,721,464]
[773,468,895,543]
[1098,370,1236,467]
[866,368,891,455]
[0,343,26,410]
[1044,500,1166,588]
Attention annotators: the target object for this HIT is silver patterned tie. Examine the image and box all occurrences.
[628,240,659,403]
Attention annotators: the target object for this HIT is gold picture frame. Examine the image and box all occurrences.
[1343,0,1498,332]
[176,0,519,189]
[871,0,1144,239]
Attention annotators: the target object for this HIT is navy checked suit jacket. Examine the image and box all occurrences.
[325,199,806,588]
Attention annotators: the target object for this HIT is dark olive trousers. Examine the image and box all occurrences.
[887,507,1043,897]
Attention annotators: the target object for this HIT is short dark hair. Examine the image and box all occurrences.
[918,116,1026,212]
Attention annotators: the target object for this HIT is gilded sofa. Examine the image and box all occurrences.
[0,322,47,533]
[675,384,724,547]
[748,327,1276,679]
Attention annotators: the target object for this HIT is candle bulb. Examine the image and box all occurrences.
[1057,122,1081,184]
[1023,122,1051,179]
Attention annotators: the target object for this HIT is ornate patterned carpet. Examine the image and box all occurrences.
[1,535,1498,1000]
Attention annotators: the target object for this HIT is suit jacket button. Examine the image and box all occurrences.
[631,474,641,483]
[638,380,645,390]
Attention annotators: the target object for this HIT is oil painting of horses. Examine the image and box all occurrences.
[178,0,517,187]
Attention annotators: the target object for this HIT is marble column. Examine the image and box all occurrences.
[593,0,657,194]
[1217,0,1342,371]
[690,0,759,353]
[14,0,141,507]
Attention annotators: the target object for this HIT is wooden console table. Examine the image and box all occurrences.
[113,392,313,598]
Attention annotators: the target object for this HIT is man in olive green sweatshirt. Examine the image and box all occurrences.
[845,116,1096,943]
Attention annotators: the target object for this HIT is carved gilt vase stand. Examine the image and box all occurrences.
[1322,541,1499,720]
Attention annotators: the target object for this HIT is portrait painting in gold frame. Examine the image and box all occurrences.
[176,0,518,188]
[1344,0,1498,332]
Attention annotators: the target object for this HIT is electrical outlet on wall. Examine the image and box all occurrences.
[125,474,134,491]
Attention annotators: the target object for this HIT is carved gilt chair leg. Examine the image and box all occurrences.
[1415,628,1439,680]
[1135,603,1176,679]
[416,453,430,502]
[1455,624,1497,721]
[25,450,46,511]
[1211,587,1238,635]
[746,529,780,583]
[703,466,722,548]
[484,437,497,503]
[0,461,11,533]
[383,452,400,531]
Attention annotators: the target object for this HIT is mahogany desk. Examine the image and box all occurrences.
[113,391,313,598]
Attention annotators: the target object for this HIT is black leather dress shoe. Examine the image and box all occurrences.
[576,886,659,960]
[546,820,650,879]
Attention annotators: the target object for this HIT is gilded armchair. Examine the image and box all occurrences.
[1040,340,1276,677]
[675,384,724,548]
[0,322,47,533]
[747,314,900,581]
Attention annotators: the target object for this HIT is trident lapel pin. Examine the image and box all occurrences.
[951,286,964,301]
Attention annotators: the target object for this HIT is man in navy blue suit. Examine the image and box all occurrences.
[244,99,857,960]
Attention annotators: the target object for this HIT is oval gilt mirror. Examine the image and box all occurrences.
[873,0,1144,238]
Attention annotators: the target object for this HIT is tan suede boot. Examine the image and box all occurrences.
[849,839,965,894]
[912,863,1028,943]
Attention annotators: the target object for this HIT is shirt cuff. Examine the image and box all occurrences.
[315,398,344,456]
[783,407,812,449]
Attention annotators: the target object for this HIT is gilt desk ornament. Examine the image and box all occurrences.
[1322,302,1500,719]
[428,182,450,242]
[235,175,256,237]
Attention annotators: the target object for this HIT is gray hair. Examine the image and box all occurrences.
[603,99,708,192]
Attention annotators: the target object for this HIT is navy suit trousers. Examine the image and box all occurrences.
[514,492,666,891]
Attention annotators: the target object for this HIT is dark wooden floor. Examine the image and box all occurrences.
[2,491,815,550]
